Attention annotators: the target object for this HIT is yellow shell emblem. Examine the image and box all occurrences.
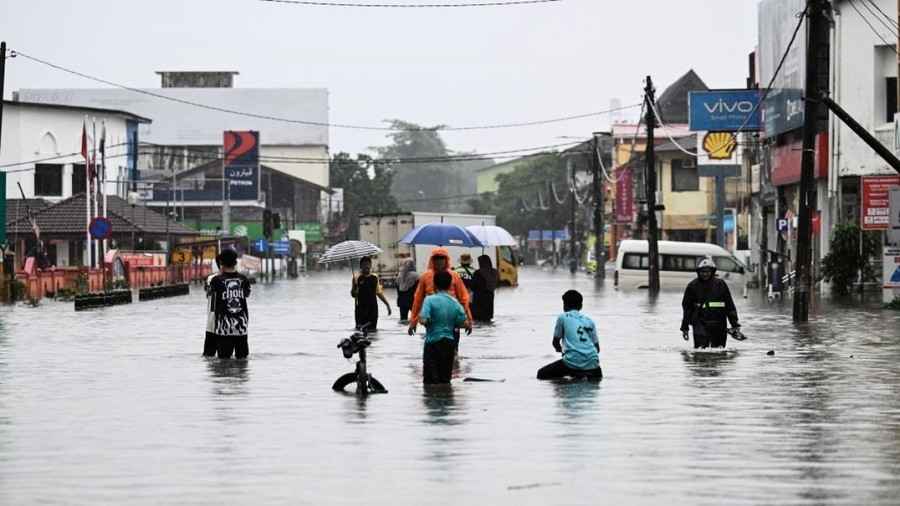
[702,132,737,160]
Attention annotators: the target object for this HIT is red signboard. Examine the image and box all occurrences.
[615,166,634,223]
[861,175,900,230]
[771,133,829,186]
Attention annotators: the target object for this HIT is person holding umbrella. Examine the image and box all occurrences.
[352,256,391,332]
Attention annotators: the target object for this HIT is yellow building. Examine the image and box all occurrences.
[655,137,716,242]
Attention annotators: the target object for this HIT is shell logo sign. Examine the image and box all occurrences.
[702,132,738,161]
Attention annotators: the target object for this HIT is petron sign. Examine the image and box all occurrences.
[223,131,260,201]
[688,90,762,132]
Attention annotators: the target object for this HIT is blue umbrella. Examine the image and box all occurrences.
[400,223,483,247]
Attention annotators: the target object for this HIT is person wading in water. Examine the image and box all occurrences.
[680,257,743,349]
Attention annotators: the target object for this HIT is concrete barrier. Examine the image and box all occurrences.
[73,290,134,311]
[138,283,191,301]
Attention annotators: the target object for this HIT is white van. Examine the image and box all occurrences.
[614,240,747,289]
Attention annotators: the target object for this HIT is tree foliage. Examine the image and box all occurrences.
[375,120,491,213]
[471,153,586,238]
[329,152,399,240]
[820,223,880,295]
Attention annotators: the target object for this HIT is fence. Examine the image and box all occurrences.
[16,263,212,302]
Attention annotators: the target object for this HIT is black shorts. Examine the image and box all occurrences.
[217,335,249,359]
[537,359,603,380]
[423,339,456,384]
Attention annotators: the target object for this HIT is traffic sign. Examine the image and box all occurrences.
[253,239,268,252]
[89,217,113,240]
[272,240,290,254]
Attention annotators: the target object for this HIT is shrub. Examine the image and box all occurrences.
[821,223,879,295]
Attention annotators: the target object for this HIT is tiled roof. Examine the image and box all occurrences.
[7,193,199,237]
[5,199,51,225]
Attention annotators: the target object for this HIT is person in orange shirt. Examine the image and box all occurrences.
[407,248,473,347]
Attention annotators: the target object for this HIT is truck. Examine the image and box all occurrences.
[359,212,519,287]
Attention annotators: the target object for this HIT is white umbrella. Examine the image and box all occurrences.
[465,225,517,247]
[318,240,383,264]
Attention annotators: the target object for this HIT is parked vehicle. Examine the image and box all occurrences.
[359,212,518,287]
[614,240,747,290]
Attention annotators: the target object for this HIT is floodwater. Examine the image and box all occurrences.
[1,269,899,505]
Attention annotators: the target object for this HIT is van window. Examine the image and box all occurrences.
[500,246,515,266]
[662,254,697,272]
[623,253,648,270]
[713,256,742,273]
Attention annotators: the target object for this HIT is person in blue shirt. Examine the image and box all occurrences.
[418,271,472,384]
[537,290,602,380]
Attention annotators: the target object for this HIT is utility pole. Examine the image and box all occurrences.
[568,158,577,274]
[592,134,605,279]
[794,0,829,322]
[644,76,661,294]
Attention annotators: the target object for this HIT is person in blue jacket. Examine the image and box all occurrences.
[537,290,602,380]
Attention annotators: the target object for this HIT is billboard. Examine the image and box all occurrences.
[688,90,762,132]
[615,166,634,224]
[862,176,900,230]
[224,131,260,201]
[758,0,806,137]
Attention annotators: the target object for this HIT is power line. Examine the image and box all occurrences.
[141,139,584,164]
[860,0,900,36]
[864,0,900,30]
[260,0,562,7]
[13,49,639,132]
[728,3,808,148]
[849,0,900,56]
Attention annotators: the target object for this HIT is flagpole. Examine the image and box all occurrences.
[92,117,99,269]
[82,118,92,268]
[101,120,108,256]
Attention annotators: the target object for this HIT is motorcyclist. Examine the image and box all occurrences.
[680,257,744,349]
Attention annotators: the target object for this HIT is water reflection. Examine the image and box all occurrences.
[551,379,600,420]
[206,358,250,395]
[680,350,738,379]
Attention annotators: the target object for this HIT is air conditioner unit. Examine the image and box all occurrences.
[682,158,696,169]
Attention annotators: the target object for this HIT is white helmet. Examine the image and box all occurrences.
[697,257,717,274]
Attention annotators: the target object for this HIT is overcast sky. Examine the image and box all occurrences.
[1,0,760,157]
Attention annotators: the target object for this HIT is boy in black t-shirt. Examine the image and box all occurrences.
[207,249,252,358]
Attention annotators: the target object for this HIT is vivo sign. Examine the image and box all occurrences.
[689,90,763,132]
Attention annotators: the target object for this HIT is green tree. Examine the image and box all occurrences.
[375,120,490,213]
[329,153,399,240]
[821,223,880,295]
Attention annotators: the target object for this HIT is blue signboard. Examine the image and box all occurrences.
[224,131,260,201]
[689,90,762,132]
[527,230,570,241]
[272,240,290,254]
[763,87,804,138]
[253,239,268,252]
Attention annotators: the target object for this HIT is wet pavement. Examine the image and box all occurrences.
[1,268,899,505]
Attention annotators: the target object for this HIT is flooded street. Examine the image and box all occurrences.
[1,268,900,505]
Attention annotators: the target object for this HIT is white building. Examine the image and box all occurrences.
[0,100,150,201]
[829,0,898,228]
[16,71,330,189]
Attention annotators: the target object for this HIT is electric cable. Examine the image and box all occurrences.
[13,49,640,132]
[864,0,900,31]
[849,0,900,56]
[859,0,900,37]
[646,99,697,158]
[729,3,809,148]
[259,0,562,7]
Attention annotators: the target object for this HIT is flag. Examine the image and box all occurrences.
[81,121,89,161]
[99,121,106,157]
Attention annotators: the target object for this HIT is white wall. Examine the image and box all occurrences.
[0,103,132,200]
[261,145,329,189]
[833,0,898,177]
